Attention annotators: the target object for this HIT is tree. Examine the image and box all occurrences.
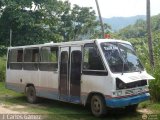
[0,5,52,46]
[95,0,105,38]
[91,22,111,39]
[147,0,154,68]
[68,5,98,41]
[0,0,110,46]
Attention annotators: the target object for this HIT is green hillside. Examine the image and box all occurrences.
[118,14,160,39]
[102,15,146,31]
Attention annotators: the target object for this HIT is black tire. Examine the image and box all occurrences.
[91,95,107,117]
[125,104,138,112]
[26,86,38,104]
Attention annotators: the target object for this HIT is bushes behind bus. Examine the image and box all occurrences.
[0,46,7,57]
[149,65,160,102]
[0,56,6,82]
[148,43,160,102]
[128,38,160,102]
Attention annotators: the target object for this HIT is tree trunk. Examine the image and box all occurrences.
[147,0,154,68]
[95,0,105,38]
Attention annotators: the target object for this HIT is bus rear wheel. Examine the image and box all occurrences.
[91,95,107,117]
[26,86,37,104]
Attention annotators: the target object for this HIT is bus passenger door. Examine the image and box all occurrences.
[70,47,82,103]
[59,47,69,101]
[59,46,82,103]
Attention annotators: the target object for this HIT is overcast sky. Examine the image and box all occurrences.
[65,0,160,18]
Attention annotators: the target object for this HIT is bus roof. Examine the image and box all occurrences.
[8,39,131,49]
[96,39,131,45]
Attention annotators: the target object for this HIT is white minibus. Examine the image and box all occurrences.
[6,39,154,117]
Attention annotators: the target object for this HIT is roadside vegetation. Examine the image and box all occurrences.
[0,56,6,82]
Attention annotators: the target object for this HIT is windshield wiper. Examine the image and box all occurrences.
[121,59,125,75]
[137,68,142,73]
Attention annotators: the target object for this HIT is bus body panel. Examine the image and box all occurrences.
[6,69,25,93]
[81,75,114,105]
[114,71,154,83]
[23,70,39,86]
[37,71,59,100]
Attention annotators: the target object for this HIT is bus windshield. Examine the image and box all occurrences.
[101,42,144,73]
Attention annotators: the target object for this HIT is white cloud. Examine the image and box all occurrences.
[66,0,160,18]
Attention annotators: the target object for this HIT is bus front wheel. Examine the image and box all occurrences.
[26,86,37,104]
[91,95,107,117]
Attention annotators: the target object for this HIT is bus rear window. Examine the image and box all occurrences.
[24,48,39,62]
[8,49,23,70]
[23,48,39,70]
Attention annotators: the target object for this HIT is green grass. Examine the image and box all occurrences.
[0,82,22,96]
[0,82,160,120]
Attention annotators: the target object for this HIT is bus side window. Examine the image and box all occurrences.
[23,48,39,70]
[83,43,104,70]
[39,46,58,71]
[9,49,23,70]
[17,50,23,62]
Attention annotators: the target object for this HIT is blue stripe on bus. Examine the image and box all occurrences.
[105,93,150,108]
[36,88,59,100]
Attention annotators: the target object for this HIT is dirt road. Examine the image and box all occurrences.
[0,103,28,114]
[0,102,153,114]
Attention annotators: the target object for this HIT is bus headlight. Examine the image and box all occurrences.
[117,91,122,96]
[113,90,123,96]
[144,86,149,91]
[116,78,126,90]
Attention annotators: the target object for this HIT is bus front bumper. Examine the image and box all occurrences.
[105,93,150,108]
